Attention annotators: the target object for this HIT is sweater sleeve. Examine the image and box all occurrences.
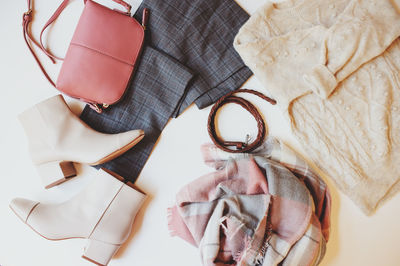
[303,0,400,98]
[234,3,329,107]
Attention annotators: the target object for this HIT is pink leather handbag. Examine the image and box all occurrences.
[23,0,149,113]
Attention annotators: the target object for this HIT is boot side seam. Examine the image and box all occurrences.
[87,183,124,244]
[24,202,40,223]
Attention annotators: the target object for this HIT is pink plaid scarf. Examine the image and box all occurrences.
[168,137,331,265]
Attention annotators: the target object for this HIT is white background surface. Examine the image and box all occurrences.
[1,1,400,266]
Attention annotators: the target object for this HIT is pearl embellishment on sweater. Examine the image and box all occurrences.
[265,56,274,63]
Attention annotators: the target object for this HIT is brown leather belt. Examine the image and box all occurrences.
[207,89,277,153]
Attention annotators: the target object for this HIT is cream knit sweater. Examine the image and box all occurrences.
[234,0,400,215]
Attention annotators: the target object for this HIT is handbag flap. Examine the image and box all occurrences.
[22,0,146,108]
[56,0,145,105]
[70,0,144,65]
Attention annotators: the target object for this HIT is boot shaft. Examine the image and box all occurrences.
[18,95,75,163]
[11,169,146,244]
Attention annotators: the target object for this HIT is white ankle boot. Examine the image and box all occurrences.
[10,169,146,266]
[19,95,145,188]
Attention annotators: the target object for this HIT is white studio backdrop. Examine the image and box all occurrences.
[0,0,400,265]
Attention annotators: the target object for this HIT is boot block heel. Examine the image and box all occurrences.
[82,239,120,266]
[36,160,77,189]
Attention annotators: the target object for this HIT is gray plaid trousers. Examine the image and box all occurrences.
[80,0,251,182]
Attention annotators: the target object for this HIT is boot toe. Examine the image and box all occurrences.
[10,198,39,223]
[117,129,145,148]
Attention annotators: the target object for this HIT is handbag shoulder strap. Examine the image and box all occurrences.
[39,0,71,61]
[22,0,134,87]
[23,0,57,87]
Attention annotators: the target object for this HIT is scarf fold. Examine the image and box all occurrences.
[168,137,331,266]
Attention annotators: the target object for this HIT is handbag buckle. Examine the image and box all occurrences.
[24,9,32,16]
[88,103,103,114]
[113,8,131,16]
